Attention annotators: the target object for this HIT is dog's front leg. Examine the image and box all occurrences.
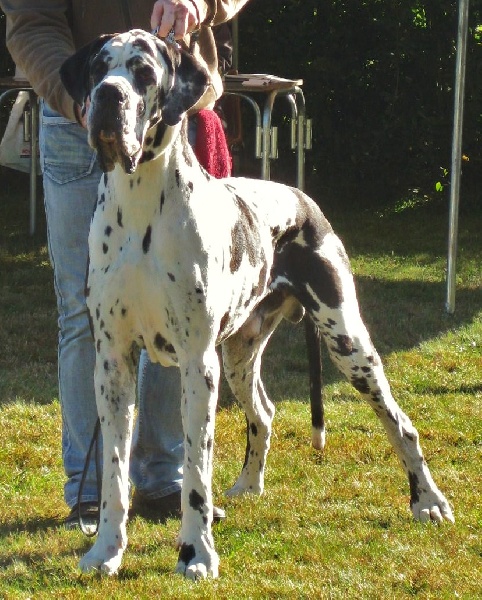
[175,354,220,580]
[79,351,136,576]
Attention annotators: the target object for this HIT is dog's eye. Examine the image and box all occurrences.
[135,66,156,87]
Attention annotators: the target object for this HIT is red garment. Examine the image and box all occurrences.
[194,109,232,178]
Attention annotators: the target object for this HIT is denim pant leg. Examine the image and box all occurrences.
[130,352,183,498]
[40,103,101,508]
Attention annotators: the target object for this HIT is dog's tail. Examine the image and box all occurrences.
[304,317,326,450]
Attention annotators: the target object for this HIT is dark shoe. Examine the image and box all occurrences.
[129,490,225,524]
[64,502,99,535]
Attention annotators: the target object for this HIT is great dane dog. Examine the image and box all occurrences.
[60,29,454,580]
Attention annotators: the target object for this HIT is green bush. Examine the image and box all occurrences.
[238,0,482,203]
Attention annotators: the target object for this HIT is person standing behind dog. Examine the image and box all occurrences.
[1,0,249,530]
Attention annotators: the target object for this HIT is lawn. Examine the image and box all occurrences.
[0,170,481,599]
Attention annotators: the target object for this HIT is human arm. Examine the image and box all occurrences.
[151,0,249,39]
[1,0,78,120]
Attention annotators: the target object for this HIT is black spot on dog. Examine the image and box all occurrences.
[187,181,193,192]
[205,372,215,393]
[168,272,175,282]
[351,375,370,394]
[160,190,165,212]
[408,471,420,507]
[371,390,382,403]
[152,122,167,148]
[117,207,123,227]
[129,179,134,189]
[154,332,167,350]
[250,422,258,437]
[103,242,108,254]
[121,307,127,317]
[332,334,356,356]
[175,169,181,187]
[142,225,152,253]
[103,360,109,371]
[105,225,112,236]
[99,192,105,205]
[178,543,196,565]
[189,489,204,513]
[140,150,155,163]
[132,37,155,56]
[96,339,101,352]
[229,194,262,273]
[103,173,108,186]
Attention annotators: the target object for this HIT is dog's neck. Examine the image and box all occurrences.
[105,116,206,225]
[138,118,184,164]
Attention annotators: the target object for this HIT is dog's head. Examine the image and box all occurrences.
[60,29,209,173]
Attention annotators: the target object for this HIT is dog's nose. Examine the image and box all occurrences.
[96,83,126,105]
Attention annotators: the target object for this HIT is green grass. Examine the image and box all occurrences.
[1,170,481,598]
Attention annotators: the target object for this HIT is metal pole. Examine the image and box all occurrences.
[446,0,470,314]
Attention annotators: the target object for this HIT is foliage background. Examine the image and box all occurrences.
[2,1,482,206]
[236,0,482,205]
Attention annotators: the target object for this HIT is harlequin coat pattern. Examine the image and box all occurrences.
[60,30,454,580]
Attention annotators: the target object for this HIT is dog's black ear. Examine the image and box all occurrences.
[60,34,115,106]
[161,45,210,127]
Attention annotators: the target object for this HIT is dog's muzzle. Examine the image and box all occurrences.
[89,82,143,174]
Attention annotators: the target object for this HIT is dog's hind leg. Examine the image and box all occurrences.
[296,231,454,523]
[79,349,137,575]
[304,316,325,450]
[221,293,291,497]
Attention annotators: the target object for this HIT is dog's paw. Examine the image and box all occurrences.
[312,426,326,451]
[175,541,219,580]
[79,541,125,576]
[411,489,455,524]
[225,473,263,497]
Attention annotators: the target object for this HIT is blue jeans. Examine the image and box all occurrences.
[39,102,183,508]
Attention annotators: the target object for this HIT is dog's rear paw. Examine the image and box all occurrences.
[225,474,263,497]
[175,542,219,580]
[312,426,326,451]
[411,489,455,524]
[79,542,124,575]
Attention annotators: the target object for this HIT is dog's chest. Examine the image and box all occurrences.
[87,172,282,348]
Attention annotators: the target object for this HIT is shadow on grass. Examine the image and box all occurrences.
[2,169,481,404]
[0,516,64,536]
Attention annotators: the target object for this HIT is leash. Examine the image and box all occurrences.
[77,417,102,537]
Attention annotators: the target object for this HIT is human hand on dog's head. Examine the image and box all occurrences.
[151,0,200,40]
